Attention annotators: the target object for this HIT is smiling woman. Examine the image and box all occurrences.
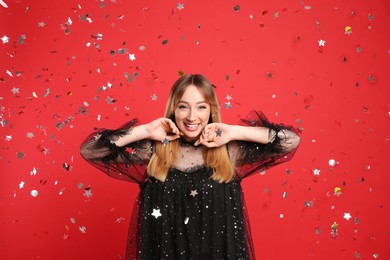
[80,74,300,259]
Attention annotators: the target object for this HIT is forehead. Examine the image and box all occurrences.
[179,85,206,102]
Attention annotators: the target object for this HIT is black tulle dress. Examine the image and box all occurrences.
[80,111,300,260]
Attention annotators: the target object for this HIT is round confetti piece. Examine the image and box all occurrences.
[329,159,336,166]
[31,190,38,197]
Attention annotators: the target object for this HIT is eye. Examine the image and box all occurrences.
[178,105,188,109]
[199,105,208,110]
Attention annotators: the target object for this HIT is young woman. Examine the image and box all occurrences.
[80,74,300,259]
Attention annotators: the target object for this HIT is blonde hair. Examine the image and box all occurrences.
[147,74,235,183]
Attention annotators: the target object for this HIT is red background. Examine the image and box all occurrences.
[1,0,389,259]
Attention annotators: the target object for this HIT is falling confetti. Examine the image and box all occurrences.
[344,212,352,220]
[31,190,38,197]
[334,187,342,196]
[0,1,8,8]
[331,222,339,239]
[1,35,9,44]
[329,159,336,167]
[162,138,169,145]
[151,94,158,101]
[176,3,184,10]
[345,26,352,35]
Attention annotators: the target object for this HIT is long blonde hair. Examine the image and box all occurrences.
[147,74,235,183]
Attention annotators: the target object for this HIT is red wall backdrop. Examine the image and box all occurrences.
[1,0,389,259]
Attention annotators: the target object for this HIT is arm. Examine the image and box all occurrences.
[196,124,300,152]
[113,118,181,147]
[196,110,301,179]
[80,118,182,183]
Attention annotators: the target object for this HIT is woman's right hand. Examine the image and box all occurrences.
[145,118,182,142]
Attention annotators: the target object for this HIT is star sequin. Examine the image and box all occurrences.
[215,128,222,137]
[225,95,233,101]
[312,168,320,175]
[38,21,46,27]
[344,212,352,220]
[177,3,184,10]
[151,209,162,218]
[129,53,136,60]
[11,87,20,94]
[162,137,169,145]
[151,94,158,101]
[190,190,198,197]
[79,226,87,233]
[318,39,326,46]
[224,102,232,109]
[1,35,9,44]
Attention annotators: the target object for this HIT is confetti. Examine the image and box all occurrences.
[1,35,9,44]
[151,94,158,101]
[30,167,37,175]
[233,5,240,12]
[11,87,20,94]
[345,26,352,35]
[0,1,8,8]
[215,128,222,137]
[331,222,339,239]
[129,53,136,60]
[177,3,184,10]
[31,190,39,197]
[318,39,326,46]
[162,138,169,145]
[329,159,336,166]
[17,152,25,159]
[344,212,352,220]
[334,187,342,196]
[79,226,87,233]
[84,187,93,198]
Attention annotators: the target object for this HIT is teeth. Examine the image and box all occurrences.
[186,124,198,129]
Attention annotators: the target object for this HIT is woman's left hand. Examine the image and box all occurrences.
[194,123,232,147]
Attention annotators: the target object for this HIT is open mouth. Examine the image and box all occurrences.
[184,123,200,131]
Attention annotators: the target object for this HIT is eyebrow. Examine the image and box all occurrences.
[178,100,208,105]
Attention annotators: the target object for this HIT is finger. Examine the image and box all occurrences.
[199,141,217,148]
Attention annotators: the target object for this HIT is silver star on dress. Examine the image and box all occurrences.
[151,209,162,219]
[190,190,198,197]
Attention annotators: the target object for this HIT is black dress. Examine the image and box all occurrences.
[80,111,300,260]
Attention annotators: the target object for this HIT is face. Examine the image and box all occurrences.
[174,85,211,141]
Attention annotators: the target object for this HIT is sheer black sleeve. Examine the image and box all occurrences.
[228,111,301,180]
[80,119,152,184]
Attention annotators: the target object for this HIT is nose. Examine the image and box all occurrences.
[187,108,196,121]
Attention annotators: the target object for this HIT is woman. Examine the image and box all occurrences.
[80,74,300,259]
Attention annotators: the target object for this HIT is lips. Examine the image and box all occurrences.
[184,123,200,131]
